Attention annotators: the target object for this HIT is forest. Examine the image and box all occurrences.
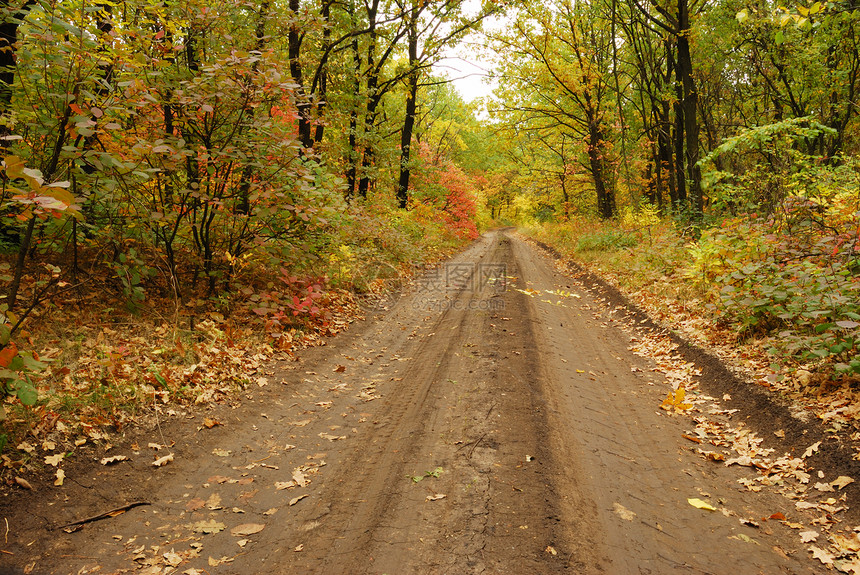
[0,0,857,467]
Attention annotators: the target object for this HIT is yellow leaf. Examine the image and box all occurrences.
[39,186,75,208]
[688,498,717,511]
[661,388,693,411]
[289,494,308,506]
[152,453,174,467]
[3,155,26,179]
[44,453,64,466]
[831,475,854,489]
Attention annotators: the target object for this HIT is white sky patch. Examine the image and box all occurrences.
[434,54,496,103]
[432,4,511,106]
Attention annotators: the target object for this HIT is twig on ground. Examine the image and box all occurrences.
[56,501,151,533]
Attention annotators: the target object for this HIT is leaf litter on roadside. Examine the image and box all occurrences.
[623,312,860,569]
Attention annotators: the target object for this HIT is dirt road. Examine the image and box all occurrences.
[3,230,830,574]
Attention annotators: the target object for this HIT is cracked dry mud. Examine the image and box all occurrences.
[2,229,838,574]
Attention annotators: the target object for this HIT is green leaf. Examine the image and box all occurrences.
[19,352,46,372]
[815,322,836,334]
[13,380,37,406]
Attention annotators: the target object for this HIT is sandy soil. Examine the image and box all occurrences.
[1,229,841,574]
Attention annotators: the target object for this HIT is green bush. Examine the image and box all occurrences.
[575,230,637,252]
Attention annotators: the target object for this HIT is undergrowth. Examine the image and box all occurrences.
[524,191,860,390]
[0,201,467,475]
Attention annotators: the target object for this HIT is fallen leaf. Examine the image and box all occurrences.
[163,550,182,567]
[800,531,819,543]
[152,453,174,467]
[54,469,65,486]
[212,448,231,457]
[698,450,725,462]
[613,502,636,521]
[769,512,786,521]
[725,455,754,467]
[334,365,346,373]
[774,429,786,439]
[832,476,855,490]
[256,377,269,387]
[661,387,692,412]
[206,493,222,510]
[815,482,835,492]
[289,420,311,427]
[190,519,226,534]
[275,481,295,490]
[230,523,265,536]
[289,494,308,506]
[735,533,758,545]
[688,498,717,511]
[318,432,346,441]
[15,477,32,490]
[263,508,278,515]
[803,442,822,459]
[100,455,128,465]
[237,539,249,548]
[185,498,206,512]
[292,469,308,487]
[832,533,860,553]
[202,418,221,429]
[44,453,64,467]
[294,544,304,552]
[425,493,446,501]
[545,545,558,556]
[810,545,835,565]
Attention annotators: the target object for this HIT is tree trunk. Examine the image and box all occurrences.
[588,122,614,219]
[396,5,419,209]
[357,0,380,200]
[0,0,36,147]
[314,0,331,145]
[676,1,703,219]
[288,0,313,150]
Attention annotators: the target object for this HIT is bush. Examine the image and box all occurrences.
[576,230,637,252]
[693,194,860,375]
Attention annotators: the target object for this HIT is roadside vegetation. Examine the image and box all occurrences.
[522,163,860,430]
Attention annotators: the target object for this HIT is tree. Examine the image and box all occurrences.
[490,0,617,218]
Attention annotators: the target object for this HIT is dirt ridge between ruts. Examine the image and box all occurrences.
[530,236,860,522]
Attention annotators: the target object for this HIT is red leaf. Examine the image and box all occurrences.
[0,342,18,368]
